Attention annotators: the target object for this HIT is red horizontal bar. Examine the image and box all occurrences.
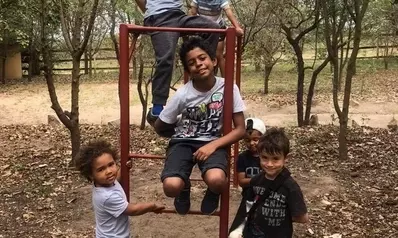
[129,153,166,160]
[125,24,228,34]
[190,178,234,184]
[190,178,203,182]
[160,209,220,216]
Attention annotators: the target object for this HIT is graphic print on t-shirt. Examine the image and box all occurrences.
[253,186,287,227]
[245,166,261,178]
[175,92,224,139]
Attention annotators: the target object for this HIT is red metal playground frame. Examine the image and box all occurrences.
[119,24,242,238]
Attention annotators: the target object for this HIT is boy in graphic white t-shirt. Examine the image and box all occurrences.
[152,36,246,215]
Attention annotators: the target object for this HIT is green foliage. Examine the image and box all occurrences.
[364,0,394,36]
[0,0,30,48]
[0,0,60,56]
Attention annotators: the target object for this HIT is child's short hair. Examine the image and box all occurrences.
[179,36,216,72]
[257,127,290,157]
[75,140,119,182]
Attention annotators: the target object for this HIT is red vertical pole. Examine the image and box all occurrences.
[219,27,236,238]
[232,36,243,188]
[119,24,130,200]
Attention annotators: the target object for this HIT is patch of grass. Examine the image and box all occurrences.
[240,61,334,95]
[356,58,398,72]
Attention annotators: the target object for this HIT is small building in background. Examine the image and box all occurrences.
[0,44,23,80]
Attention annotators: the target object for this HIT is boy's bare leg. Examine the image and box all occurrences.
[163,177,185,197]
[216,41,225,77]
[163,176,191,215]
[203,168,227,193]
[201,168,227,215]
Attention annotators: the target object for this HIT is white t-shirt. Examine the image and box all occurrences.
[191,0,230,24]
[92,181,130,238]
[159,77,246,141]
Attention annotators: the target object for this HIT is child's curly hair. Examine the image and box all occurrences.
[179,36,216,72]
[75,140,119,182]
[257,127,290,157]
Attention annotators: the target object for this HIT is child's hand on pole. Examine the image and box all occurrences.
[236,27,244,36]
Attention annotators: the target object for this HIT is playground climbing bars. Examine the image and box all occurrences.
[119,24,241,238]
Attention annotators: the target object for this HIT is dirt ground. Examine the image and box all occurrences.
[0,71,398,237]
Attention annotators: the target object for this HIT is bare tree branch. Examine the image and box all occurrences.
[59,0,73,53]
[41,0,72,129]
[288,2,305,21]
[110,0,120,61]
[78,0,99,57]
[295,12,320,42]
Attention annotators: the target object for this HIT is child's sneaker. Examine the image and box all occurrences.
[174,188,191,215]
[201,188,220,215]
[146,108,158,126]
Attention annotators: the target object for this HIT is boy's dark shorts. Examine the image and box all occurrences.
[160,140,228,187]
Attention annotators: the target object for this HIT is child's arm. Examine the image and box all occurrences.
[236,155,251,187]
[134,0,146,13]
[194,85,246,160]
[237,172,251,187]
[153,90,184,137]
[154,120,176,138]
[123,202,165,216]
[193,111,245,160]
[288,183,309,223]
[292,213,309,223]
[224,7,244,36]
[117,160,132,182]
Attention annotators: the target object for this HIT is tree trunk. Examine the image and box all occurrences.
[1,39,6,84]
[84,50,89,74]
[133,56,137,81]
[254,61,261,72]
[28,38,34,82]
[338,0,369,160]
[376,37,380,58]
[31,50,41,76]
[384,57,389,70]
[1,58,6,84]
[110,0,120,62]
[339,33,350,91]
[338,119,348,159]
[383,44,389,70]
[89,53,93,77]
[70,122,81,163]
[304,56,331,125]
[292,42,305,127]
[137,55,148,130]
[70,57,81,164]
[338,33,344,90]
[263,64,274,94]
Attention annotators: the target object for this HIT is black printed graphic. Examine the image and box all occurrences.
[253,187,287,227]
[175,92,224,139]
